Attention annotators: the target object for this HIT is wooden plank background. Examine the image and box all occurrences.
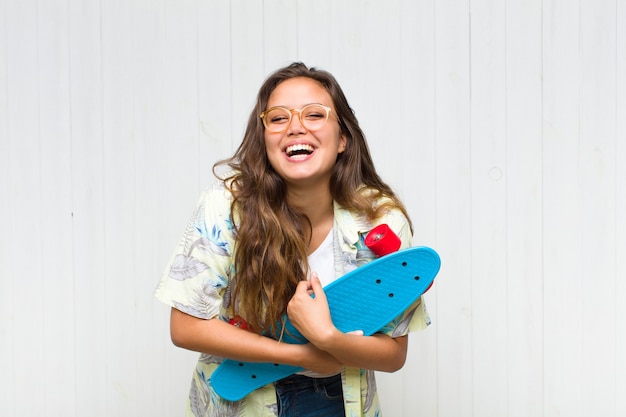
[1,1,624,416]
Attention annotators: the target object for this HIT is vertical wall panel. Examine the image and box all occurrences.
[355,1,403,187]
[398,0,437,245]
[0,0,13,415]
[469,1,509,415]
[542,1,583,416]
[579,0,617,414]
[434,1,473,416]
[0,0,14,413]
[505,0,544,415]
[263,0,298,72]
[101,1,138,414]
[163,0,201,219]
[327,0,366,109]
[296,0,333,67]
[67,0,107,414]
[230,0,264,143]
[616,4,626,416]
[5,1,45,415]
[38,1,76,415]
[198,0,234,176]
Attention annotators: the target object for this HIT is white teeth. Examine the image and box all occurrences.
[285,144,314,156]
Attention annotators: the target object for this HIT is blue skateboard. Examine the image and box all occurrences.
[210,245,441,401]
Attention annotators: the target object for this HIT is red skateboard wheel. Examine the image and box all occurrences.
[364,224,401,257]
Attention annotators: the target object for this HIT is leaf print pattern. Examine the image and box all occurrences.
[189,366,249,417]
[172,300,209,320]
[189,370,211,417]
[222,278,234,310]
[363,370,377,412]
[171,279,226,320]
[180,204,206,253]
[209,385,244,417]
[169,254,210,281]
[390,305,416,337]
[194,221,231,257]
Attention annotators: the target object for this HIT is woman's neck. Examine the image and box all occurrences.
[286,185,334,254]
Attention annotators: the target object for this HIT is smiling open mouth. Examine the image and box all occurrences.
[285,144,315,157]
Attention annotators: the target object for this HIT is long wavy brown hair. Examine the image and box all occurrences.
[213,62,412,335]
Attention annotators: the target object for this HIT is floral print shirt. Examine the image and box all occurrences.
[155,184,431,417]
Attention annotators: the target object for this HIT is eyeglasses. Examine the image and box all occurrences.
[260,104,333,134]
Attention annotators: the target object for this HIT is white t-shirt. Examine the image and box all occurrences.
[307,227,336,286]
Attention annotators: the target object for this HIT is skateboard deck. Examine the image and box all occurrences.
[211,245,441,401]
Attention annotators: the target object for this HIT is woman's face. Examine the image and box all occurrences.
[263,77,346,189]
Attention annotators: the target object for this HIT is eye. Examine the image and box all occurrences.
[303,112,325,120]
[270,114,289,124]
[302,105,327,120]
[266,109,290,124]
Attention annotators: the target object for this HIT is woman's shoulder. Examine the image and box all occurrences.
[188,180,236,229]
[198,184,229,204]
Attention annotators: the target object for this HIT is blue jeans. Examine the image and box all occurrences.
[274,374,345,417]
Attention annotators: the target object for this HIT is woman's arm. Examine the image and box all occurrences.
[287,274,408,372]
[169,307,344,375]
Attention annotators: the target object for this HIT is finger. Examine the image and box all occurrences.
[305,272,318,295]
[308,271,321,283]
[296,279,312,292]
[309,273,321,287]
[309,274,327,301]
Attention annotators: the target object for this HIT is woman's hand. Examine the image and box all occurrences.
[287,273,340,346]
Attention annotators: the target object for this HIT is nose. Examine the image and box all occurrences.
[287,109,307,134]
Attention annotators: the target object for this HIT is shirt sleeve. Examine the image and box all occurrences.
[154,187,236,320]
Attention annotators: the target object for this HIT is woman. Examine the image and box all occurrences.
[155,62,430,417]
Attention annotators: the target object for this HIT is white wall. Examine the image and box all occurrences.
[1,1,624,416]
